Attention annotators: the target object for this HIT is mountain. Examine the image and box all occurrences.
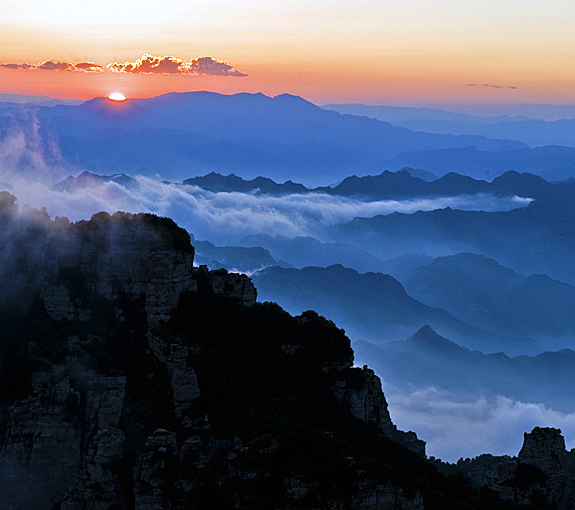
[182,172,308,194]
[377,252,434,282]
[180,169,437,195]
[323,103,575,148]
[191,236,287,273]
[0,93,82,106]
[336,192,575,286]
[252,264,537,355]
[354,325,575,412]
[383,145,575,180]
[239,234,388,273]
[442,427,575,508]
[53,170,139,192]
[12,91,527,184]
[404,253,575,345]
[322,103,532,126]
[401,167,438,181]
[322,169,554,201]
[0,191,537,509]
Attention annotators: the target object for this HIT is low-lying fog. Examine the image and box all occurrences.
[2,175,532,245]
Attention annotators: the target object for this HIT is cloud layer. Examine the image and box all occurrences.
[0,60,104,72]
[106,54,246,76]
[1,53,246,77]
[0,172,532,247]
[467,83,518,90]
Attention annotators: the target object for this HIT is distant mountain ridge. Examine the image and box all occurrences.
[354,325,575,412]
[182,172,308,194]
[54,167,561,202]
[384,145,575,180]
[323,103,575,148]
[336,185,575,285]
[321,169,552,200]
[404,253,575,343]
[7,90,529,184]
[252,264,536,355]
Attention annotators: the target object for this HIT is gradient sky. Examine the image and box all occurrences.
[2,0,575,105]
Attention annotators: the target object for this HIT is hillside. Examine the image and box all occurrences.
[252,264,536,355]
[0,192,537,509]
[404,253,575,342]
[354,326,575,412]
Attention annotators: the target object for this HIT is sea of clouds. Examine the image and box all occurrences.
[2,175,532,245]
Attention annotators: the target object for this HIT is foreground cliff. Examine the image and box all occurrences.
[443,427,575,510]
[0,192,527,509]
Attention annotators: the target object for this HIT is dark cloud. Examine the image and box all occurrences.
[71,62,105,72]
[37,61,70,71]
[106,53,247,77]
[1,54,244,76]
[0,60,104,72]
[1,63,33,70]
[466,83,518,90]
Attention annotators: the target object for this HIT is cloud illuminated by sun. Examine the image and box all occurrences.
[108,92,126,101]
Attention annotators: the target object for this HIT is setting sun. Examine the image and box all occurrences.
[108,92,126,101]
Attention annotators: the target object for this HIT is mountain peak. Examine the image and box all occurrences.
[406,325,465,354]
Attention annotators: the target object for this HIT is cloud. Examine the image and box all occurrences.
[0,60,104,72]
[0,53,246,76]
[106,53,247,77]
[0,165,533,247]
[384,386,575,462]
[0,114,69,183]
[466,83,519,90]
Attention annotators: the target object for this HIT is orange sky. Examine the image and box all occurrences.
[2,0,575,106]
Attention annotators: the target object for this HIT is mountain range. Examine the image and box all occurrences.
[1,91,528,184]
[404,253,575,344]
[336,194,575,285]
[383,145,575,180]
[324,103,575,149]
[252,264,537,355]
[354,325,575,413]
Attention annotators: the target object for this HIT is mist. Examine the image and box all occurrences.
[386,386,575,463]
[0,172,532,246]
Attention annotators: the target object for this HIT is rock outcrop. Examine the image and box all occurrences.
[452,426,575,509]
[0,197,525,509]
[332,365,426,456]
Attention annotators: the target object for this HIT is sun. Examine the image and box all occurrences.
[108,92,126,101]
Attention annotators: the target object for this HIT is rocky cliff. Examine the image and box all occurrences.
[0,193,526,509]
[444,427,575,509]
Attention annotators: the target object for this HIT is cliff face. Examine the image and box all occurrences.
[492,427,575,509]
[0,195,526,509]
[0,198,433,510]
[450,427,575,509]
[332,365,425,456]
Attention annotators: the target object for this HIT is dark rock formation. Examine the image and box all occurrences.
[447,427,575,509]
[332,365,425,456]
[0,194,529,509]
[492,427,575,508]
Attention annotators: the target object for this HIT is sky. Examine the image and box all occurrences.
[2,0,575,106]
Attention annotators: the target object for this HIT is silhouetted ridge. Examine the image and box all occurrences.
[182,172,308,194]
[20,90,528,184]
[252,263,529,355]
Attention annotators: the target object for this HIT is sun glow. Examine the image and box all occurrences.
[108,92,126,101]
